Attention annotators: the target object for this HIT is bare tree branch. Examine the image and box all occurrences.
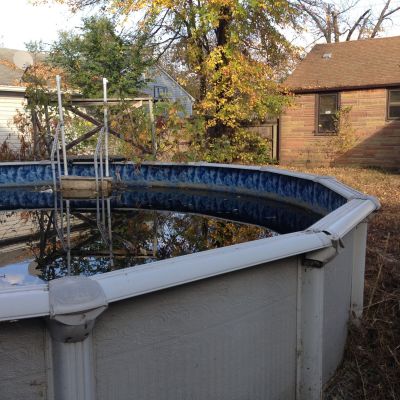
[295,0,400,43]
[346,9,371,41]
[371,0,392,38]
[297,0,331,42]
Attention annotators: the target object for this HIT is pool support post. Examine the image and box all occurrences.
[351,219,368,319]
[297,256,327,399]
[47,276,108,400]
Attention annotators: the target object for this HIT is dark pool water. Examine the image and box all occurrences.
[0,187,321,286]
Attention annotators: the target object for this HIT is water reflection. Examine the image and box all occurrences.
[0,188,321,285]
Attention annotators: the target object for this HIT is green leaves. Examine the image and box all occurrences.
[49,16,152,98]
[50,0,299,161]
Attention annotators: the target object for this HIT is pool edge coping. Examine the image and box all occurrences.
[0,162,380,321]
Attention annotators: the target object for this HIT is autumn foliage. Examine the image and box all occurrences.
[51,0,298,138]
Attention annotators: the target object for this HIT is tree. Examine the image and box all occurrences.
[49,16,152,98]
[48,16,159,158]
[0,41,68,160]
[50,0,299,137]
[297,0,400,44]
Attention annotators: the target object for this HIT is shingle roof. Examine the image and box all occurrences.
[285,36,400,92]
[0,48,25,86]
[0,48,45,87]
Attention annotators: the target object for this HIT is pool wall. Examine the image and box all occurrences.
[0,162,379,400]
[0,161,352,213]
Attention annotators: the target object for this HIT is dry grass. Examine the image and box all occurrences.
[282,166,400,399]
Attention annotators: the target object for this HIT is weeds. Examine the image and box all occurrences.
[283,166,400,400]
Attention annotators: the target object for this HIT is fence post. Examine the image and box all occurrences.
[272,123,278,160]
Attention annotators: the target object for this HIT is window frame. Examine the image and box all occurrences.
[315,92,340,135]
[154,85,169,99]
[387,89,400,120]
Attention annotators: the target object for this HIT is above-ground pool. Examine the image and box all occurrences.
[0,187,321,285]
[0,161,379,400]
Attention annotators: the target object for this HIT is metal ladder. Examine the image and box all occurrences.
[50,75,110,192]
[94,127,105,193]
[50,122,67,254]
[49,75,113,273]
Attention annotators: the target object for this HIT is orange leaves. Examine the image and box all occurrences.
[24,63,66,90]
[0,55,68,92]
[0,59,19,71]
[44,0,297,137]
[199,47,290,129]
[108,0,176,14]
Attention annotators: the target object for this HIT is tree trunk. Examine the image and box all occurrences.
[199,73,206,101]
[332,11,340,42]
[31,110,39,160]
[206,5,233,139]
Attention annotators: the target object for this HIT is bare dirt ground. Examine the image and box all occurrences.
[283,166,400,400]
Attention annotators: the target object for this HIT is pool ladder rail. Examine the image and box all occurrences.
[50,75,112,199]
[50,125,112,198]
[51,192,114,275]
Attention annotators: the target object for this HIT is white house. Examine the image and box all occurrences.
[0,48,195,150]
[0,48,28,150]
[140,66,195,115]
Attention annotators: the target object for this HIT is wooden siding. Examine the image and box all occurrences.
[244,121,278,160]
[0,92,26,150]
[280,89,400,168]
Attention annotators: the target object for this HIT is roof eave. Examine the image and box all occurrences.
[288,81,400,94]
[0,85,26,93]
[155,65,196,102]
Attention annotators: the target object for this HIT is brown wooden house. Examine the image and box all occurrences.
[280,36,400,168]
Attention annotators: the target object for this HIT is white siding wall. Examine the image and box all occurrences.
[141,70,194,116]
[94,258,298,400]
[0,91,26,150]
[0,318,48,400]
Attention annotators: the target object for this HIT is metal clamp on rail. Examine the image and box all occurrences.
[302,230,345,268]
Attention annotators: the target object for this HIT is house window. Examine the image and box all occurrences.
[154,86,169,99]
[317,93,339,134]
[388,89,400,119]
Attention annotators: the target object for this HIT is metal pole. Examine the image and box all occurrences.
[94,127,104,193]
[106,198,114,268]
[66,199,71,276]
[50,124,59,192]
[56,139,62,189]
[99,132,104,188]
[103,78,109,177]
[60,192,65,246]
[101,194,106,229]
[56,75,68,176]
[149,98,157,159]
[96,195,101,232]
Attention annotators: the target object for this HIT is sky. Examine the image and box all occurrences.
[1,0,400,51]
[0,0,89,50]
